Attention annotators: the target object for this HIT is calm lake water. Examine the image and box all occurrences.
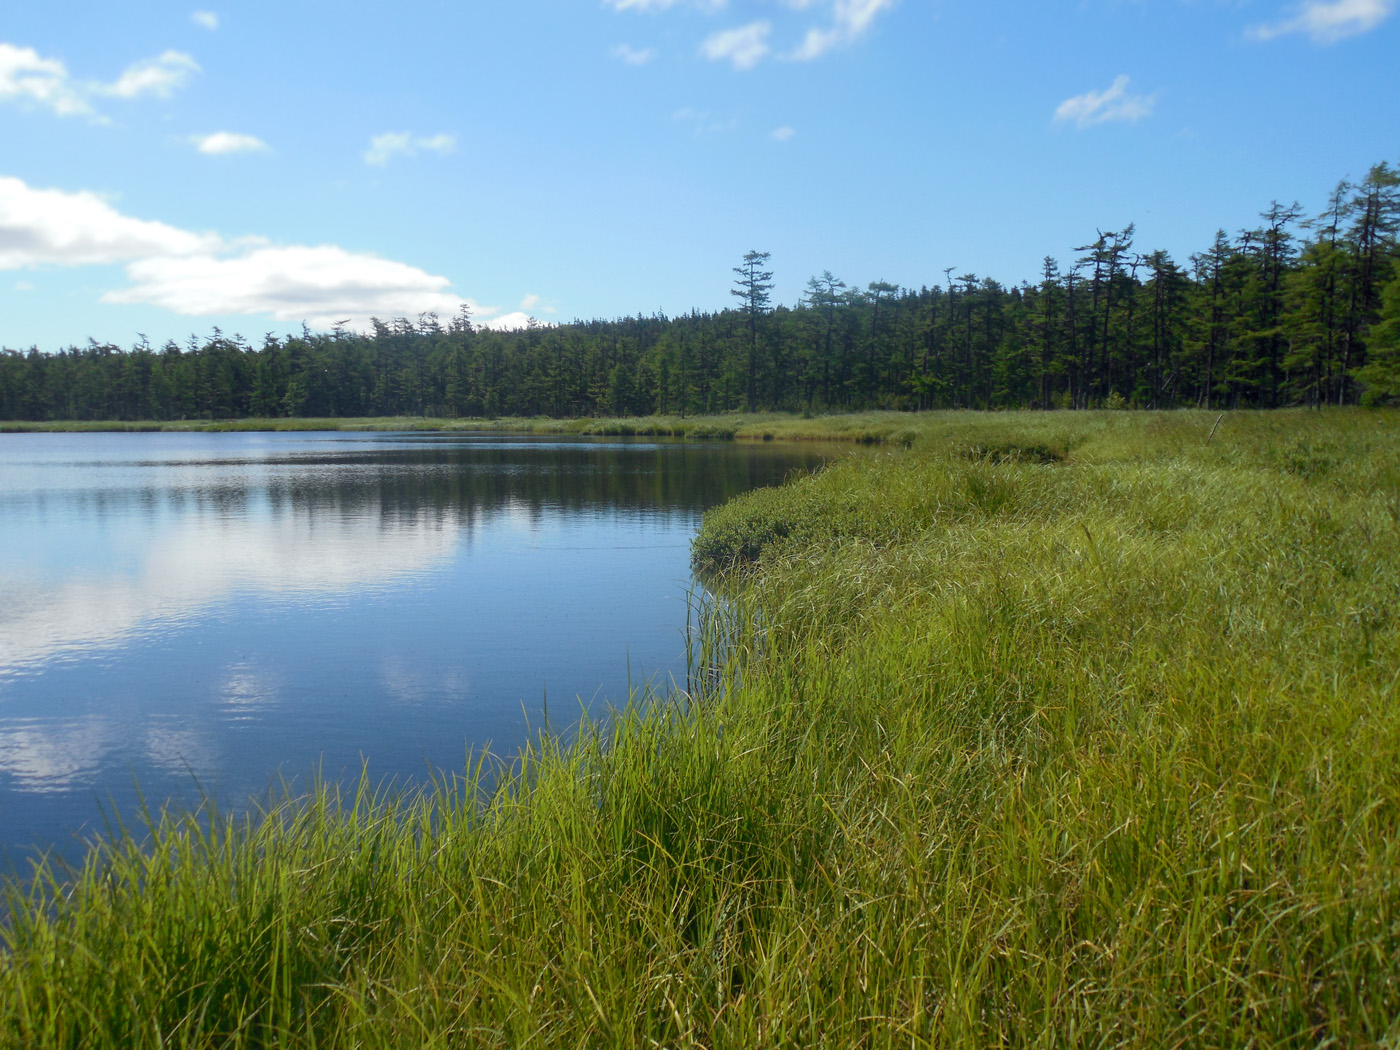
[0,431,830,866]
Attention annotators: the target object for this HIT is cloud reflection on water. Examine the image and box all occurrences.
[0,508,457,674]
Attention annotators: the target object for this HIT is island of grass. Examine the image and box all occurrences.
[2,408,1398,1048]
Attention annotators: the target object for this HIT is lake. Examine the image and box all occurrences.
[0,431,830,867]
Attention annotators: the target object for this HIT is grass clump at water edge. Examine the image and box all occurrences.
[3,408,1400,1047]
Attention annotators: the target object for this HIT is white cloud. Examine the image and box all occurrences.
[191,10,219,30]
[786,0,895,60]
[104,245,473,330]
[0,174,520,332]
[1248,0,1395,42]
[771,125,796,141]
[14,280,35,291]
[673,106,739,136]
[0,176,218,269]
[0,43,200,118]
[96,50,200,99]
[700,20,771,69]
[191,131,269,154]
[364,132,412,165]
[1053,75,1155,129]
[520,293,541,310]
[604,0,727,10]
[416,132,456,152]
[364,130,457,166]
[611,43,657,64]
[0,43,91,116]
[479,311,541,331]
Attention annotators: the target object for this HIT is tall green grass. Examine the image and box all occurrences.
[3,409,1398,1047]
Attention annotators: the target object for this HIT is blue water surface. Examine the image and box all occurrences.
[0,431,830,867]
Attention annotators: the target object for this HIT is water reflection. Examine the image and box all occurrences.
[0,431,830,864]
[1,511,457,672]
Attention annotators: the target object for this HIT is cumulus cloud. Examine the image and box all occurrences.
[104,246,473,330]
[0,174,533,332]
[1053,75,1155,129]
[611,43,657,64]
[1248,0,1395,42]
[191,10,219,30]
[700,20,771,69]
[0,176,218,269]
[786,0,895,60]
[479,311,541,331]
[190,131,268,154]
[363,131,457,166]
[95,50,200,99]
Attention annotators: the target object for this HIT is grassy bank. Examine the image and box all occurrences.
[3,409,1399,1047]
[0,410,928,444]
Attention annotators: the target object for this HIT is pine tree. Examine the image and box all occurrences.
[731,250,774,410]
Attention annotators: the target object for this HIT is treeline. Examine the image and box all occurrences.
[3,161,1399,421]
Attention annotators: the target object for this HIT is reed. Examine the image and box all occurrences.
[2,408,1398,1047]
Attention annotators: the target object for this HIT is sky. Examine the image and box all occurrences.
[1,0,1397,352]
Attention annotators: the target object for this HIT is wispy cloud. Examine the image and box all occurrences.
[604,0,727,10]
[191,10,219,31]
[95,51,200,99]
[1247,0,1395,42]
[673,106,739,136]
[1053,75,1155,129]
[628,1,893,69]
[363,131,457,166]
[0,43,199,118]
[700,20,771,69]
[786,0,895,61]
[771,125,796,141]
[610,43,657,64]
[190,131,268,155]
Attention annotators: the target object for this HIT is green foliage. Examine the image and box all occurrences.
[1355,266,1400,402]
[4,410,1399,1046]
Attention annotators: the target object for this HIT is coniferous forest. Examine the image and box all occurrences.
[3,161,1399,422]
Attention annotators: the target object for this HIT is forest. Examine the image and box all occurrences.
[2,160,1398,421]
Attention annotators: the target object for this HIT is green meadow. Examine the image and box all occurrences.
[2,409,1398,1047]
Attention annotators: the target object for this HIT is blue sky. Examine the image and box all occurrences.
[1,0,1397,351]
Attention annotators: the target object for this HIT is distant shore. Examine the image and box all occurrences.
[0,409,940,443]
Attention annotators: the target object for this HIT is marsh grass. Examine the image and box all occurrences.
[0,409,952,443]
[3,409,1399,1047]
